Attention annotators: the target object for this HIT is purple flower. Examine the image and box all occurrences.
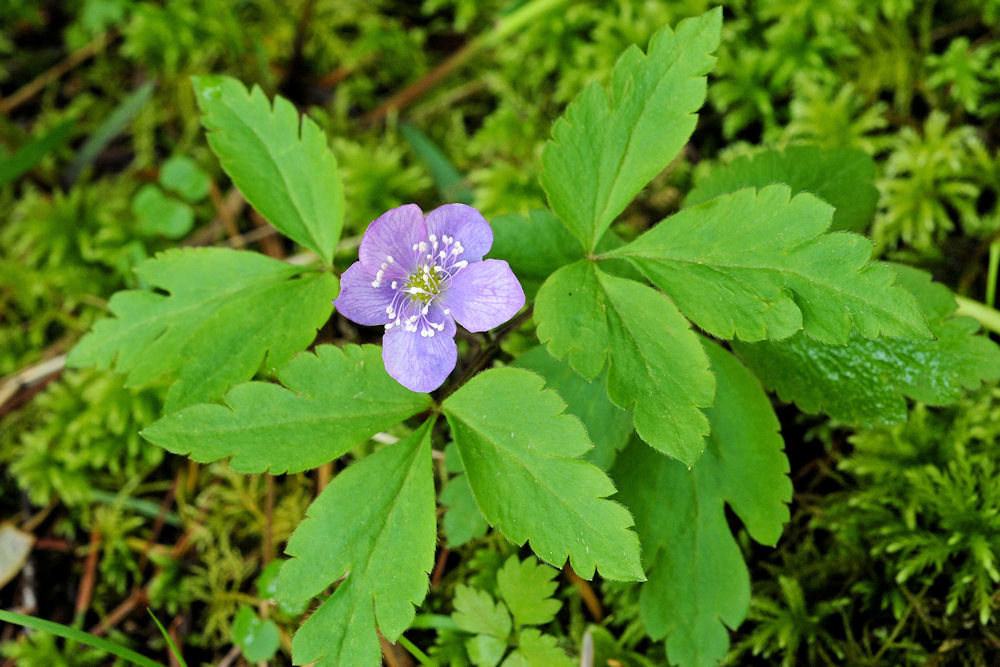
[334,203,525,393]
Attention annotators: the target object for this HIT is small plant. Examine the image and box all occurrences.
[57,7,1000,667]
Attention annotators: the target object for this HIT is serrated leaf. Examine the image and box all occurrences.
[66,247,337,411]
[513,345,631,470]
[141,344,431,473]
[442,367,643,581]
[488,209,585,301]
[277,421,436,666]
[193,75,343,265]
[496,556,561,627]
[535,261,715,465]
[734,264,1000,426]
[612,342,791,667]
[686,145,879,233]
[453,585,512,638]
[607,185,931,343]
[502,629,574,667]
[540,9,721,251]
[440,473,489,548]
[466,634,508,667]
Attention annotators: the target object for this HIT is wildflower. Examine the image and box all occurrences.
[334,203,525,392]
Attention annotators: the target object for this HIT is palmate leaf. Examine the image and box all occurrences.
[193,75,343,265]
[613,341,791,667]
[495,556,562,627]
[734,265,1000,426]
[488,209,585,301]
[540,9,721,252]
[277,421,436,666]
[535,261,715,465]
[607,185,930,343]
[442,367,643,581]
[141,344,431,473]
[686,145,879,233]
[66,247,337,412]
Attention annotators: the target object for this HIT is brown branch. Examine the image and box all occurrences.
[0,30,116,116]
[74,528,102,620]
[565,565,603,621]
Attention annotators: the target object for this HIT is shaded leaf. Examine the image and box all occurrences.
[496,556,561,627]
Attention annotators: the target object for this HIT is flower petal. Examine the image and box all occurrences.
[333,262,396,326]
[358,203,426,274]
[382,310,457,393]
[425,203,493,261]
[442,259,525,333]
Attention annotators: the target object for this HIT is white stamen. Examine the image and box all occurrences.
[386,256,394,263]
[391,281,398,289]
[429,234,437,243]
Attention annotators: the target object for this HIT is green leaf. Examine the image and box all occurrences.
[502,629,574,667]
[535,261,715,465]
[441,473,489,548]
[496,556,561,627]
[232,606,281,662]
[607,185,931,343]
[540,9,721,251]
[453,585,512,638]
[0,119,73,187]
[159,155,210,202]
[514,345,631,470]
[132,184,194,239]
[734,265,1000,426]
[488,209,585,301]
[67,247,337,412]
[193,75,343,265]
[0,608,161,667]
[443,367,643,581]
[686,145,879,233]
[141,344,431,473]
[612,342,791,666]
[466,634,509,667]
[277,421,436,666]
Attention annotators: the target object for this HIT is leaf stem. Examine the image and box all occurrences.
[955,295,1000,335]
[397,634,438,666]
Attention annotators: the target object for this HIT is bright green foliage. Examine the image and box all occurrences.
[277,422,436,666]
[454,585,513,638]
[535,261,715,465]
[686,146,878,233]
[449,556,574,667]
[488,209,584,301]
[734,265,1000,426]
[232,606,280,662]
[66,247,337,412]
[613,341,790,666]
[192,75,344,265]
[925,37,1000,115]
[540,9,721,251]
[442,367,643,581]
[159,155,210,202]
[132,184,194,239]
[496,555,562,627]
[141,344,431,473]
[441,444,489,548]
[513,345,631,470]
[608,185,930,343]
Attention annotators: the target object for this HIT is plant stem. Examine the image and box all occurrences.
[397,635,438,666]
[955,295,1000,334]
